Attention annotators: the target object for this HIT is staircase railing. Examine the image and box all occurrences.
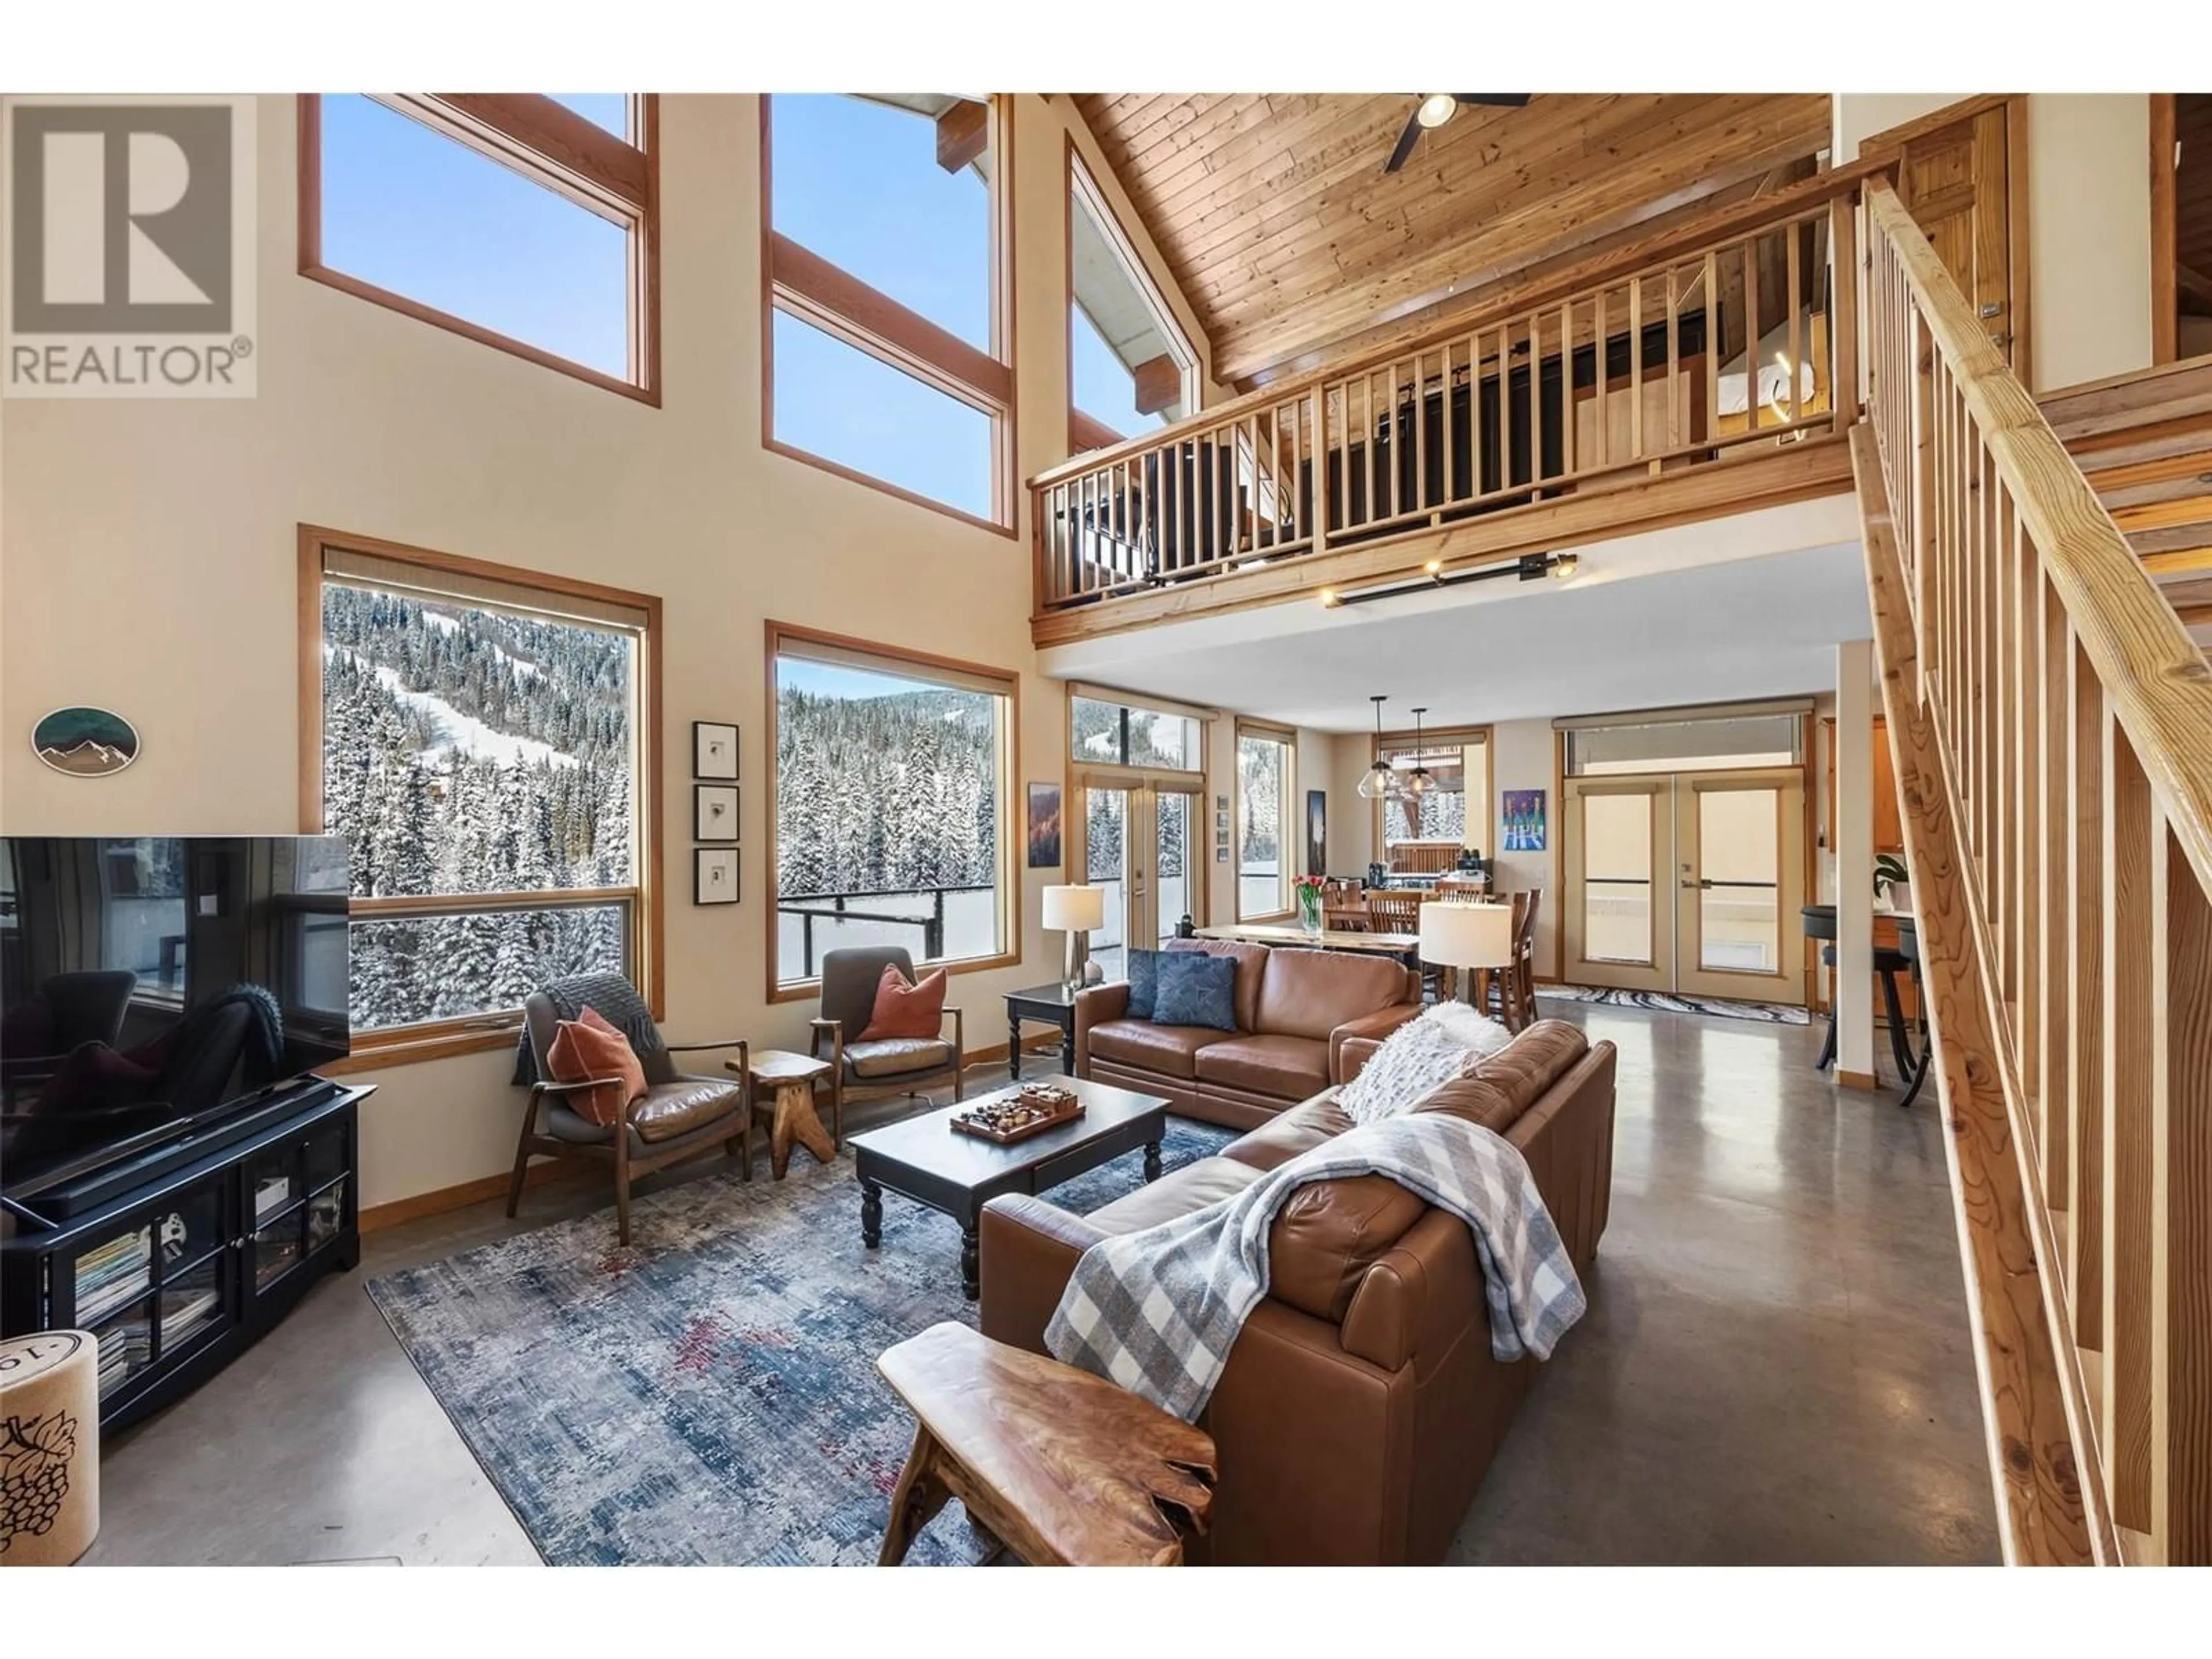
[1030,171,1866,618]
[1859,178,2212,1566]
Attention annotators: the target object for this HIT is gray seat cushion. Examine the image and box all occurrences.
[844,1036,954,1080]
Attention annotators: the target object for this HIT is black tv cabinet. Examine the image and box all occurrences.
[0,1080,372,1434]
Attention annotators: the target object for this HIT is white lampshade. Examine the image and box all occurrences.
[1419,900,1514,968]
[1042,884,1106,933]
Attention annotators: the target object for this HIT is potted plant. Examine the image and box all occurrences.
[1874,852,1911,914]
[1294,873,1327,935]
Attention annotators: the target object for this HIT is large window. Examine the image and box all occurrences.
[301,94,659,401]
[1235,722,1297,919]
[768,624,1017,996]
[1373,728,1492,865]
[764,95,1012,531]
[1070,692,1199,770]
[303,528,660,1059]
[1068,143,1195,453]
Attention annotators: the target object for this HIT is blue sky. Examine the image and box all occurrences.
[319,94,1152,520]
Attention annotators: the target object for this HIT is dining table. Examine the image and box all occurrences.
[1193,922,1422,961]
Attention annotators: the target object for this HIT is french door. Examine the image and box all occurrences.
[1562,768,1805,1004]
[1077,775,1202,982]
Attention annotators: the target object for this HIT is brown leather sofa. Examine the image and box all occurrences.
[980,1018,1617,1565]
[1075,940,1422,1130]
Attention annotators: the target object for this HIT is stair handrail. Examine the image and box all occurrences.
[1861,175,2212,1567]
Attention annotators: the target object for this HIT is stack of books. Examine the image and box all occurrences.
[74,1226,152,1326]
[96,1319,152,1398]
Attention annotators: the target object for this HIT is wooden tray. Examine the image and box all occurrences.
[949,1089,1086,1145]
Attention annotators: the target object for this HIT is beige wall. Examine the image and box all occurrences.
[1834,93,2155,394]
[2025,94,2153,392]
[1486,719,1558,976]
[1831,93,1968,162]
[0,93,1216,1211]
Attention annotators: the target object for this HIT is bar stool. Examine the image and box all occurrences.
[1892,916,1933,1109]
[1801,904,1917,1084]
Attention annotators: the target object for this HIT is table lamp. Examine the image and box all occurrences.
[1042,884,1107,994]
[1418,899,1514,1005]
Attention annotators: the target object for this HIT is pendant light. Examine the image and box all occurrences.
[1356,695,1396,800]
[1407,707,1436,795]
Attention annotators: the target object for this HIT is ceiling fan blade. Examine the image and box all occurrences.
[1452,94,1532,107]
[1384,111,1423,173]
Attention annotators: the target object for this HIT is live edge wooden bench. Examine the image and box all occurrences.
[875,1321,1217,1566]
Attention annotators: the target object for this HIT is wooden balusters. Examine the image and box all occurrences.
[1031,195,1851,613]
[1862,176,2212,1567]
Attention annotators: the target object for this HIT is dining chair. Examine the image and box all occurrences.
[1363,891,1423,933]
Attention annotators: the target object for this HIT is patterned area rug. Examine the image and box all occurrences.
[368,1115,1234,1566]
[1537,983,1812,1025]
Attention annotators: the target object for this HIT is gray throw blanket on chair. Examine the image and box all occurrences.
[1044,1113,1585,1422]
[510,973,663,1087]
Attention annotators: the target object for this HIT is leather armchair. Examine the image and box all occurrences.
[808,946,964,1142]
[509,989,751,1246]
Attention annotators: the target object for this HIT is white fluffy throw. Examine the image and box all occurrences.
[1336,999,1514,1125]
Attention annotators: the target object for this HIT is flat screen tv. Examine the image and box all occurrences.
[1,836,350,1202]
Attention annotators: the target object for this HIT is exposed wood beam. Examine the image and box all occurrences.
[1069,406,1124,455]
[768,230,1011,410]
[1130,353,1181,415]
[425,94,648,213]
[937,99,990,174]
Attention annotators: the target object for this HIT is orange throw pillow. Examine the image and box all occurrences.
[546,1004,647,1127]
[858,964,947,1041]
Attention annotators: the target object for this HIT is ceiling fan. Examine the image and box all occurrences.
[1384,93,1532,174]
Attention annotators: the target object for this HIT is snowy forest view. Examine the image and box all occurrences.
[321,585,637,1029]
[774,657,1003,983]
[1236,734,1286,914]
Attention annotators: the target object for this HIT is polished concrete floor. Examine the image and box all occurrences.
[84,1005,1997,1566]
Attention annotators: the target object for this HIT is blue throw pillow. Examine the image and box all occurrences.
[1125,948,1161,1020]
[1152,951,1238,1031]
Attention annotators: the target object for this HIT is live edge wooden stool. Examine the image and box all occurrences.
[732,1050,836,1180]
[875,1321,1216,1566]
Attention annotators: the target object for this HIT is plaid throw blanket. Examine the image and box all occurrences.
[1044,1113,1586,1422]
[510,973,663,1087]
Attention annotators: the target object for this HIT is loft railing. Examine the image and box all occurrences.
[1859,178,2212,1566]
[1031,171,1866,616]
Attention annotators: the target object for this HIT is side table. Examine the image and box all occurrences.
[732,1049,836,1180]
[1001,982,1079,1081]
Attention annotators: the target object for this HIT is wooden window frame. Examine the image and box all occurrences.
[1065,134,1198,458]
[297,94,662,406]
[760,95,1017,537]
[1233,718,1298,922]
[297,524,665,1070]
[765,621,1022,1002]
[1063,687,1214,934]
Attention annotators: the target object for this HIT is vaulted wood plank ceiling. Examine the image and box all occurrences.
[1072,93,1835,383]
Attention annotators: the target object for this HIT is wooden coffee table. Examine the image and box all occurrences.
[877,1321,1215,1566]
[848,1074,1168,1300]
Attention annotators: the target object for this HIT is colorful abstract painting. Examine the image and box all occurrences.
[1502,788,1547,853]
